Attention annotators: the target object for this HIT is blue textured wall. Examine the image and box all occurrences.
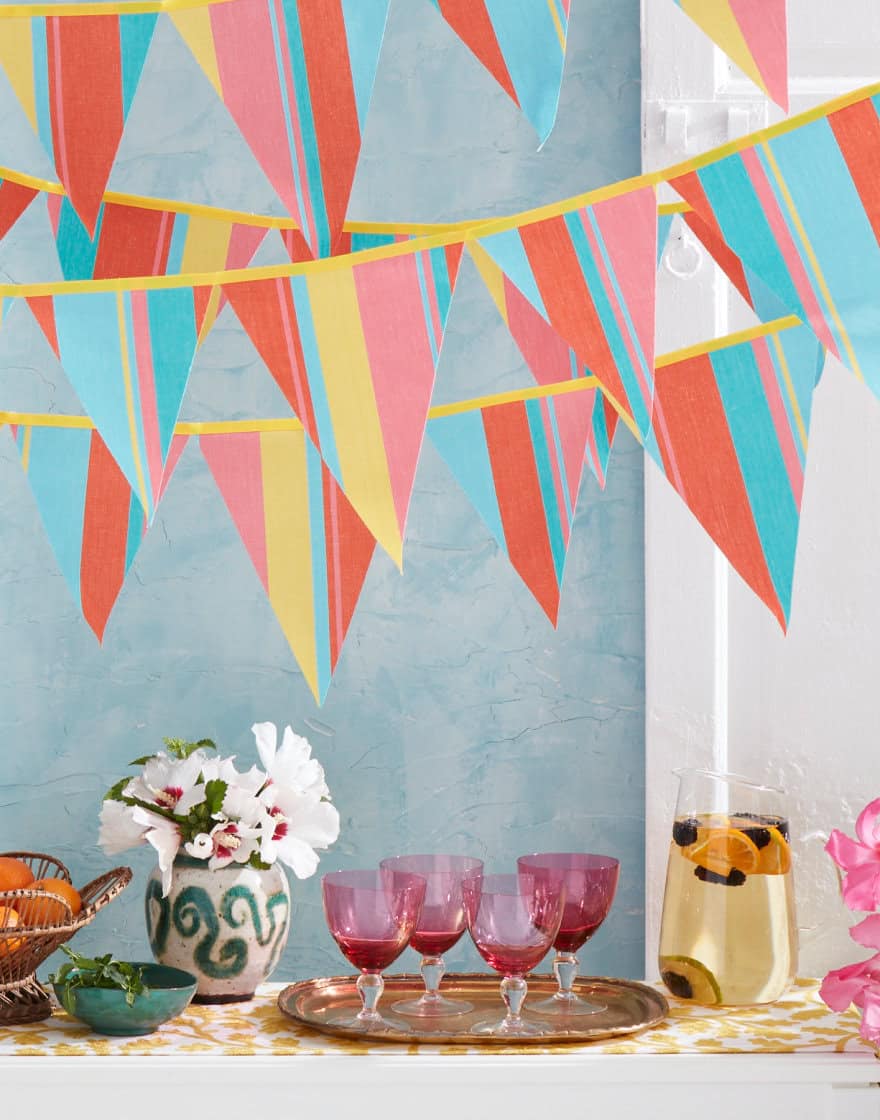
[0,0,644,980]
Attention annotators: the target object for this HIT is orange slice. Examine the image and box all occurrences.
[684,827,760,877]
[0,905,22,957]
[756,827,791,875]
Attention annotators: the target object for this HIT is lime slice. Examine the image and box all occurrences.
[659,955,722,1004]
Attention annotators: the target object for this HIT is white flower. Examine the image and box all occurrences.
[98,800,150,855]
[251,722,329,800]
[184,833,214,859]
[132,808,182,895]
[258,789,340,879]
[222,782,264,827]
[126,752,206,814]
[207,820,261,870]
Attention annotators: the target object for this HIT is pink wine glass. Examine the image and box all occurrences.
[322,869,426,1032]
[380,855,483,1017]
[463,872,564,1036]
[517,853,620,1016]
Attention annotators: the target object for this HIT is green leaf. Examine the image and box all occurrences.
[204,779,228,816]
[128,754,157,767]
[103,777,131,803]
[247,851,272,871]
[163,737,216,761]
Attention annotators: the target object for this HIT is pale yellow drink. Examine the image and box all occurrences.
[659,812,797,1005]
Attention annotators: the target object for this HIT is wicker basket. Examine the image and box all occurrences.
[0,851,132,1025]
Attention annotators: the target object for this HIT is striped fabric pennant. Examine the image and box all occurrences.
[224,241,464,566]
[172,0,390,259]
[201,428,376,703]
[0,179,40,241]
[670,90,880,396]
[429,0,571,143]
[475,185,657,438]
[0,14,159,234]
[6,422,187,639]
[26,286,203,522]
[644,323,825,627]
[678,206,793,324]
[429,389,596,623]
[469,240,617,486]
[673,0,788,111]
[45,195,268,334]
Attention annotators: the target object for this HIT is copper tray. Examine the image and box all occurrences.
[277,973,668,1045]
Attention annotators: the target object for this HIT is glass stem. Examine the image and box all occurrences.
[420,955,446,1002]
[356,971,384,1021]
[501,975,527,1026]
[553,951,579,1001]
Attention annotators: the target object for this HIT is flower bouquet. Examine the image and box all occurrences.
[98,722,340,1002]
[820,798,880,1045]
[99,721,340,892]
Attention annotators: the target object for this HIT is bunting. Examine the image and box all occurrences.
[201,428,375,703]
[428,0,571,143]
[644,322,825,628]
[475,186,656,439]
[672,0,788,111]
[469,240,617,486]
[0,179,39,241]
[172,0,390,258]
[670,89,880,397]
[224,241,464,566]
[26,286,203,522]
[6,422,187,639]
[0,13,159,234]
[429,388,596,623]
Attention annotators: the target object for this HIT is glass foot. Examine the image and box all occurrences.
[472,1016,547,1037]
[527,992,607,1017]
[326,1011,411,1033]
[392,994,474,1017]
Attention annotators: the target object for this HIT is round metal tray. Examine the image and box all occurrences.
[277,972,668,1045]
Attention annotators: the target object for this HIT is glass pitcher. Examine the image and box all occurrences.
[658,768,797,1006]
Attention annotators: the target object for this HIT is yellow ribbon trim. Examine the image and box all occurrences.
[1,76,877,290]
[0,0,236,16]
[0,314,804,437]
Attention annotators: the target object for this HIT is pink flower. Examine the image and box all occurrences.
[825,797,880,911]
[821,913,880,1046]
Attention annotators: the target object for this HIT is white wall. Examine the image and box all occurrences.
[643,0,880,979]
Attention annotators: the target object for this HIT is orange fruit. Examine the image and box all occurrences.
[19,879,82,926]
[756,828,791,875]
[685,827,760,877]
[0,857,34,893]
[0,906,22,957]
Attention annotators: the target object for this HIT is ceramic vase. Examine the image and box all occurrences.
[145,856,291,1003]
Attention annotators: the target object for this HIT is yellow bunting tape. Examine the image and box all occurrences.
[0,0,236,16]
[0,314,803,438]
[2,76,878,282]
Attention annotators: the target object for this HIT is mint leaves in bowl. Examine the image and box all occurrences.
[49,947,196,1035]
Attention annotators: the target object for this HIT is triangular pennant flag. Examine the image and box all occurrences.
[0,14,159,233]
[476,185,657,438]
[225,241,464,566]
[469,240,617,486]
[644,322,825,627]
[673,0,788,111]
[7,423,187,639]
[0,179,40,241]
[670,89,880,396]
[429,0,571,143]
[27,286,203,521]
[429,389,596,623]
[172,0,390,258]
[201,428,376,704]
[679,205,793,323]
[45,195,268,334]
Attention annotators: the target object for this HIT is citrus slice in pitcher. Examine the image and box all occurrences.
[685,826,760,877]
[659,955,722,1004]
[756,827,791,875]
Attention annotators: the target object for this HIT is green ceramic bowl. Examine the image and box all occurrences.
[52,963,197,1036]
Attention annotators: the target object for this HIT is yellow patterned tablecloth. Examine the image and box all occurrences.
[0,978,872,1058]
